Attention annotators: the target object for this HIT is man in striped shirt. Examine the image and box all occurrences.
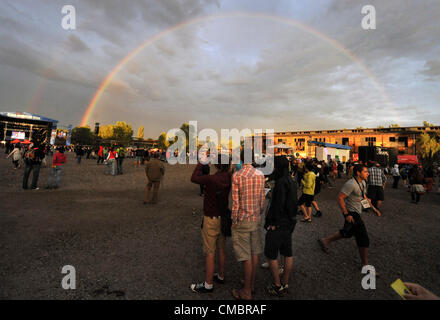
[231,151,266,300]
[367,161,387,211]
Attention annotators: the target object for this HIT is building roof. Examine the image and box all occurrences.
[308,140,352,150]
[0,112,58,124]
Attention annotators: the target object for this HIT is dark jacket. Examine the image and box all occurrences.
[191,163,231,217]
[265,175,297,230]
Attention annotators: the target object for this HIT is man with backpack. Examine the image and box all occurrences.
[189,155,231,294]
[22,144,45,190]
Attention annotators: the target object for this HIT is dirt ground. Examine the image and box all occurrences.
[1,152,439,300]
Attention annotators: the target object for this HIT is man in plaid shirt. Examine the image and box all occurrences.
[367,161,387,211]
[231,151,266,300]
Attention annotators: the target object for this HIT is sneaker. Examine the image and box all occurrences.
[32,187,40,190]
[267,283,286,296]
[190,282,213,293]
[261,262,269,269]
[313,211,322,217]
[213,273,225,284]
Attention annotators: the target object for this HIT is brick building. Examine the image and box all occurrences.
[273,126,440,158]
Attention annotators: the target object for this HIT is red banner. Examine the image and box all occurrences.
[397,155,419,164]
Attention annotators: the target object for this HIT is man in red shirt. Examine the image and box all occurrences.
[47,147,67,189]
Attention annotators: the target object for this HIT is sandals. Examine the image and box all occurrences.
[317,239,329,254]
[301,218,312,223]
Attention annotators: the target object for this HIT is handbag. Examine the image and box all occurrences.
[413,184,425,195]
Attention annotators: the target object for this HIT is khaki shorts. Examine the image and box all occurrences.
[232,220,262,262]
[202,216,225,254]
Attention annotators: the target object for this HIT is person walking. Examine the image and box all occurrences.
[318,164,377,268]
[392,164,401,189]
[189,155,232,294]
[7,144,22,169]
[264,156,297,296]
[230,151,265,300]
[143,152,165,204]
[46,147,67,189]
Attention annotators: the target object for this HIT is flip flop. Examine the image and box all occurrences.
[317,239,329,254]
[232,289,252,300]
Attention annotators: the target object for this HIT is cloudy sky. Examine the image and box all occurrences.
[0,0,439,138]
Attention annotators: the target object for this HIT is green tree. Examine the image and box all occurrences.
[417,132,440,167]
[158,132,169,149]
[113,121,133,146]
[179,122,197,150]
[423,121,435,127]
[71,126,95,145]
[137,126,144,139]
[98,121,133,146]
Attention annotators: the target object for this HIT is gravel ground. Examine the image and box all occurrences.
[0,152,439,300]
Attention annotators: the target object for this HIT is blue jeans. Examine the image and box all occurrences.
[106,159,116,175]
[49,166,62,187]
[23,163,41,189]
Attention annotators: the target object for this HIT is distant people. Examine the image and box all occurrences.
[424,166,434,193]
[135,148,143,167]
[97,145,104,164]
[312,164,323,217]
[75,145,84,164]
[230,151,265,300]
[189,155,232,294]
[143,152,165,204]
[7,144,22,169]
[318,164,376,268]
[367,161,387,210]
[105,147,117,176]
[400,165,409,188]
[116,146,125,175]
[298,163,316,222]
[392,164,401,189]
[46,147,67,189]
[264,156,297,296]
[410,165,425,204]
[22,144,45,190]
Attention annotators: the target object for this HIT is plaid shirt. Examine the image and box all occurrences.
[368,166,387,186]
[231,165,266,224]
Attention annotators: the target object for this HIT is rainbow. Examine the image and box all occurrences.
[80,12,393,126]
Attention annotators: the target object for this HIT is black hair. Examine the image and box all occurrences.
[273,156,289,180]
[214,154,231,172]
[353,164,367,177]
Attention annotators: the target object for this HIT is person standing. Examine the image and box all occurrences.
[116,146,125,175]
[46,147,67,189]
[392,164,401,189]
[189,156,232,294]
[367,161,387,210]
[298,163,316,222]
[75,145,84,164]
[410,165,425,204]
[264,156,297,296]
[105,147,117,176]
[230,151,265,300]
[22,144,45,190]
[143,152,165,204]
[7,144,22,169]
[318,164,376,268]
[97,145,104,164]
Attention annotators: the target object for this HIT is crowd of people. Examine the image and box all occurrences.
[188,150,440,300]
[2,140,439,300]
